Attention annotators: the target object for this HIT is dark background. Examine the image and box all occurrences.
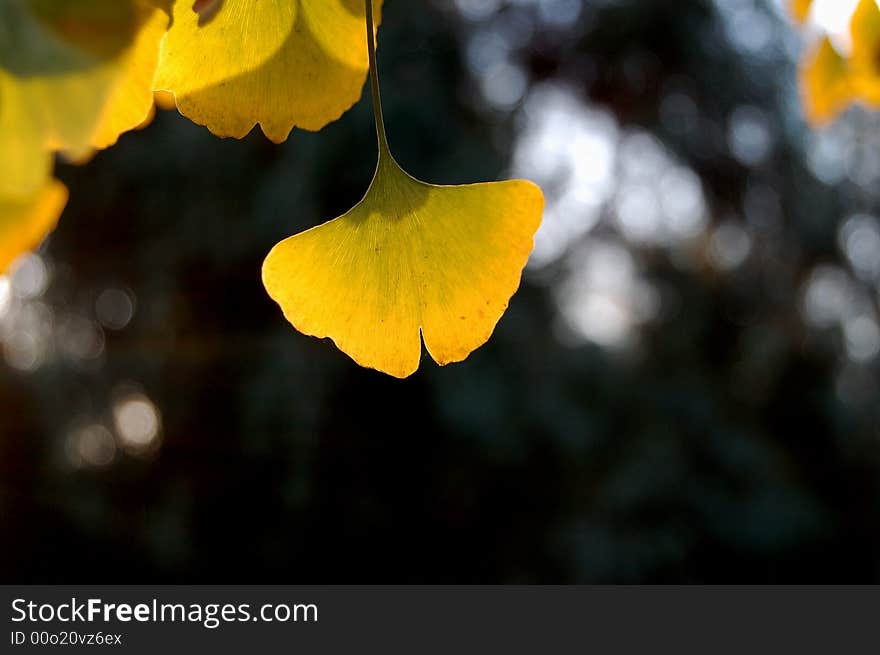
[3,0,880,583]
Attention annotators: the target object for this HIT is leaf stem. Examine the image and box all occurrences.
[365,0,390,157]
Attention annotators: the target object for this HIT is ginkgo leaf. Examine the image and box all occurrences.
[850,0,880,65]
[848,0,880,105]
[800,37,854,126]
[0,180,67,274]
[262,2,544,378]
[154,0,383,142]
[263,156,544,378]
[0,0,170,198]
[790,0,813,23]
[88,2,171,151]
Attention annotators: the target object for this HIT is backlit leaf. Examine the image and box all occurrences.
[848,0,880,106]
[800,37,854,126]
[263,156,544,378]
[154,0,384,142]
[88,3,170,150]
[790,0,813,23]
[0,0,170,198]
[0,180,67,274]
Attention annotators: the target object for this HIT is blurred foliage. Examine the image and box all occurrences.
[2,0,880,583]
[798,0,880,125]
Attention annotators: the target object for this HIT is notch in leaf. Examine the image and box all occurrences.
[262,1,544,378]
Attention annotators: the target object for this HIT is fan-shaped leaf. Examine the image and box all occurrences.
[154,0,383,142]
[263,155,543,378]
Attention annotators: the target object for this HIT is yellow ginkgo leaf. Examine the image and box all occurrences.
[0,0,170,198]
[263,157,544,378]
[848,0,880,105]
[154,0,383,142]
[790,0,813,23]
[850,0,880,66]
[88,2,171,151]
[800,37,854,126]
[0,180,67,274]
[262,2,544,378]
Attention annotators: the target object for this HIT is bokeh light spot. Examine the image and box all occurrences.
[95,288,135,330]
[67,424,116,469]
[113,393,162,454]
